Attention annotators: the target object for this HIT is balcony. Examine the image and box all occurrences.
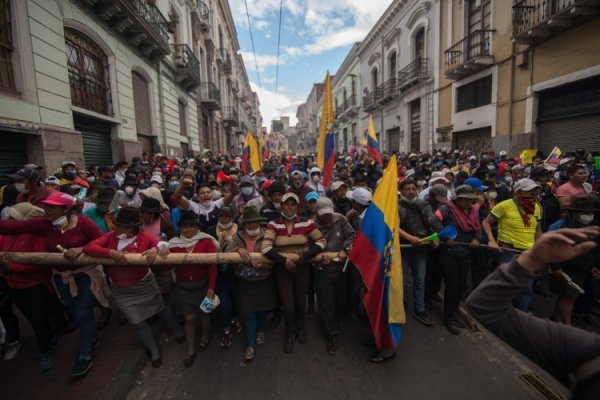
[75,0,170,62]
[444,30,495,80]
[398,58,429,92]
[363,92,377,113]
[171,44,200,91]
[199,82,221,110]
[218,48,233,74]
[335,94,358,121]
[512,0,600,44]
[191,0,210,38]
[222,106,239,127]
[376,79,399,105]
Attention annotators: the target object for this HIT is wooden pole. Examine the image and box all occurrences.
[0,251,342,266]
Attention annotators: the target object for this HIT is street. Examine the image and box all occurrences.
[127,302,567,400]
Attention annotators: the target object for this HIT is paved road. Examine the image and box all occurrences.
[127,303,568,400]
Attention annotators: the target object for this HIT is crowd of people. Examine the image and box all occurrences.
[0,147,599,381]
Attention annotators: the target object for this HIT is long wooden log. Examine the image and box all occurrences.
[0,252,342,266]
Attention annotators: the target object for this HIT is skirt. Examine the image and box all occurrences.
[111,273,164,325]
[176,279,208,315]
[151,267,174,294]
[236,276,277,314]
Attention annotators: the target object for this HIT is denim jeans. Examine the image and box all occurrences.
[244,311,267,347]
[495,250,533,311]
[216,269,238,331]
[402,250,427,313]
[53,273,96,360]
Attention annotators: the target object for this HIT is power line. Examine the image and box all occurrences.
[274,0,283,112]
[244,0,262,93]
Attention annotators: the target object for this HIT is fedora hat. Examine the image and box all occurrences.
[568,195,599,212]
[115,207,142,227]
[240,206,265,224]
[140,198,161,214]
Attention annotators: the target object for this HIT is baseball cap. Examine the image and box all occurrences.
[330,181,347,191]
[150,175,164,184]
[429,184,448,202]
[429,171,449,184]
[45,176,60,186]
[40,191,75,207]
[346,187,372,206]
[316,197,334,216]
[513,178,541,193]
[282,193,299,204]
[9,168,41,182]
[464,177,488,192]
[305,191,320,202]
[240,176,254,186]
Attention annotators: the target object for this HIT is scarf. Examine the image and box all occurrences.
[443,200,481,232]
[513,195,536,227]
[168,231,219,251]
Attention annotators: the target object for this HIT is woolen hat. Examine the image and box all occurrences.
[568,195,599,212]
[454,185,479,200]
[268,181,286,195]
[240,206,265,224]
[115,207,142,227]
[316,197,334,216]
[8,203,44,221]
[140,198,161,214]
[219,206,235,217]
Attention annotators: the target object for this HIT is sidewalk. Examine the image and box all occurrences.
[0,307,148,400]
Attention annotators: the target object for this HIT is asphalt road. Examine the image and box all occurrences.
[126,302,568,400]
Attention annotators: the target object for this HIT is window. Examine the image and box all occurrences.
[371,67,378,90]
[0,0,15,91]
[178,100,187,136]
[389,52,397,82]
[468,0,491,33]
[414,28,425,60]
[64,28,112,115]
[456,75,492,112]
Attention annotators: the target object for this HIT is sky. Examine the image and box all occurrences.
[228,0,394,130]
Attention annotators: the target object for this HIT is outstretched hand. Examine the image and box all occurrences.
[517,227,600,274]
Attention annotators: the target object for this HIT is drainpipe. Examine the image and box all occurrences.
[508,41,516,155]
[156,62,167,154]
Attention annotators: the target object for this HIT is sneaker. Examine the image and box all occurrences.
[367,351,396,363]
[445,321,460,336]
[220,329,233,348]
[38,352,54,373]
[71,358,93,377]
[296,329,307,344]
[244,346,255,362]
[413,311,434,326]
[3,341,22,361]
[231,320,242,335]
[283,334,295,353]
[256,331,265,346]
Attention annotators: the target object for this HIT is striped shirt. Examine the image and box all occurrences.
[261,216,326,256]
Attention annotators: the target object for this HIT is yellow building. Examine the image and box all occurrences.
[437,0,600,156]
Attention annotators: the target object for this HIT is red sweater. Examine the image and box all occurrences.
[169,239,217,289]
[0,216,104,271]
[0,234,51,290]
[83,231,159,287]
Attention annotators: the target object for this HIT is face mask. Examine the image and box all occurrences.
[486,191,498,200]
[505,176,513,184]
[64,172,76,180]
[51,215,68,227]
[116,233,128,240]
[246,228,260,237]
[577,213,594,225]
[311,175,320,183]
[168,181,179,189]
[487,165,495,171]
[241,187,253,196]
[202,200,213,207]
[283,213,297,221]
[401,195,417,205]
[116,170,126,177]
[87,176,96,183]
[124,186,135,196]
[14,183,25,193]
[218,221,233,229]
[273,202,281,210]
[212,190,222,200]
[292,181,303,189]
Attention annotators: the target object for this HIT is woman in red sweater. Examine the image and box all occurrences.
[167,210,218,367]
[0,203,55,372]
[0,191,107,377]
[83,207,184,368]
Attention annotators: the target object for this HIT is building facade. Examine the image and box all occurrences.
[0,0,260,180]
[331,42,362,153]
[437,0,600,155]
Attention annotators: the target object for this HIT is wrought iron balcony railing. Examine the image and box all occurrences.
[398,58,429,91]
[218,48,233,74]
[192,0,210,32]
[376,79,399,105]
[221,106,239,126]
[199,82,221,110]
[171,44,200,91]
[362,92,377,113]
[444,30,494,80]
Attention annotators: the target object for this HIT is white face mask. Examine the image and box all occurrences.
[311,175,320,183]
[487,191,498,200]
[577,213,594,225]
[124,186,135,196]
[14,183,25,193]
[51,215,68,226]
[116,233,128,240]
[283,213,297,221]
[212,190,222,200]
[246,228,260,237]
[202,200,213,207]
[218,221,233,229]
[87,176,96,183]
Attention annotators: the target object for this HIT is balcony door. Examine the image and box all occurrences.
[467,0,491,59]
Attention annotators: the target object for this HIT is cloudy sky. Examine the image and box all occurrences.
[229,0,394,129]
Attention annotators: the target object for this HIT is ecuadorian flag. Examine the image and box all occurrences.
[316,72,335,187]
[242,132,261,175]
[349,157,404,349]
[545,146,562,165]
[367,115,383,165]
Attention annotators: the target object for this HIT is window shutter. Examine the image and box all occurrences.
[179,101,187,136]
[132,71,152,136]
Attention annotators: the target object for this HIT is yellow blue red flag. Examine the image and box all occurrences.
[367,115,383,165]
[545,146,562,165]
[316,72,335,187]
[349,157,404,349]
[242,132,261,174]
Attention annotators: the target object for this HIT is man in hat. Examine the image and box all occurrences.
[45,176,60,191]
[83,186,116,232]
[313,197,355,354]
[97,165,119,189]
[59,161,78,188]
[330,181,352,216]
[233,176,260,215]
[260,180,286,222]
[288,171,312,209]
[482,178,542,311]
[10,168,52,206]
